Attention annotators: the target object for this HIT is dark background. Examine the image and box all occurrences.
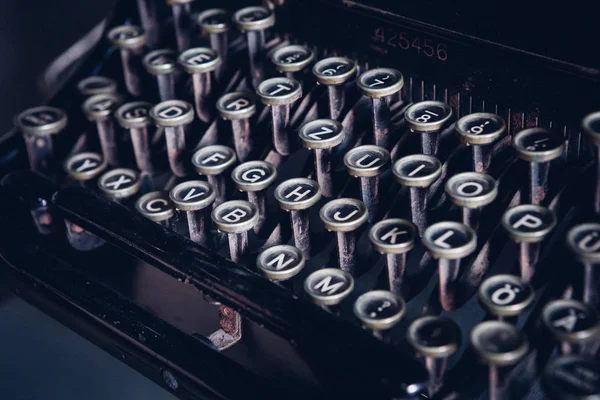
[0,1,174,398]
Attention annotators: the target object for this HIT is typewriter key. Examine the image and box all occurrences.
[542,299,600,356]
[82,93,123,167]
[423,221,477,311]
[179,47,220,122]
[582,111,600,214]
[256,77,302,156]
[407,316,460,396]
[64,152,107,184]
[405,101,453,156]
[192,145,237,205]
[357,68,404,148]
[15,106,68,173]
[344,145,390,222]
[135,191,174,227]
[217,92,256,162]
[393,154,443,235]
[98,168,141,201]
[233,5,275,88]
[312,56,357,120]
[271,44,315,78]
[445,172,498,230]
[543,356,600,400]
[256,245,305,282]
[354,290,405,339]
[143,49,178,101]
[566,223,600,306]
[368,219,417,295]
[150,100,194,177]
[166,0,194,51]
[211,200,259,263]
[197,9,230,79]
[478,274,534,321]
[299,119,345,197]
[502,204,556,281]
[275,178,322,259]
[77,76,117,97]
[232,161,277,234]
[512,127,565,204]
[320,198,369,276]
[456,113,506,172]
[115,101,154,173]
[470,321,528,400]
[304,268,354,310]
[170,180,216,245]
[108,25,146,97]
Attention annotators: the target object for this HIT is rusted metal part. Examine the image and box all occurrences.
[372,96,391,147]
[271,104,291,155]
[438,258,461,312]
[336,231,357,276]
[186,209,210,246]
[165,126,187,177]
[192,72,214,123]
[228,232,249,263]
[291,209,311,259]
[327,84,345,120]
[130,126,153,172]
[361,175,379,223]
[231,118,253,162]
[121,48,143,97]
[386,252,406,295]
[409,186,428,235]
[315,148,334,197]
[96,118,119,167]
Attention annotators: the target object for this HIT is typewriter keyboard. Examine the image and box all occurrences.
[2,1,600,399]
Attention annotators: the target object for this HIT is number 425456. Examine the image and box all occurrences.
[372,27,448,61]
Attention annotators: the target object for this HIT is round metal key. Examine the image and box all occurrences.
[567,223,600,264]
[542,300,600,344]
[216,92,256,120]
[357,68,404,99]
[423,221,477,260]
[319,198,368,232]
[582,111,600,144]
[271,45,314,73]
[108,25,146,49]
[470,320,529,366]
[64,152,106,181]
[543,356,600,400]
[136,191,174,222]
[354,290,405,330]
[82,93,122,121]
[15,106,67,136]
[192,145,237,176]
[98,168,141,200]
[393,154,442,187]
[169,180,216,212]
[115,101,152,129]
[143,49,178,75]
[275,178,321,211]
[256,77,302,106]
[312,57,357,85]
[77,76,117,96]
[478,274,535,317]
[369,218,417,255]
[407,316,461,358]
[304,268,354,306]
[231,161,277,192]
[456,112,506,145]
[512,127,565,163]
[211,200,259,233]
[150,100,194,127]
[233,6,275,31]
[445,172,498,209]
[178,47,221,74]
[256,245,305,281]
[344,145,390,178]
[298,119,344,149]
[502,204,557,243]
[197,8,230,34]
[405,101,453,132]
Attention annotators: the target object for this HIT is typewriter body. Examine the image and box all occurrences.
[1,0,599,399]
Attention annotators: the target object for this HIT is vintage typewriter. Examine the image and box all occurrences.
[1,0,599,399]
